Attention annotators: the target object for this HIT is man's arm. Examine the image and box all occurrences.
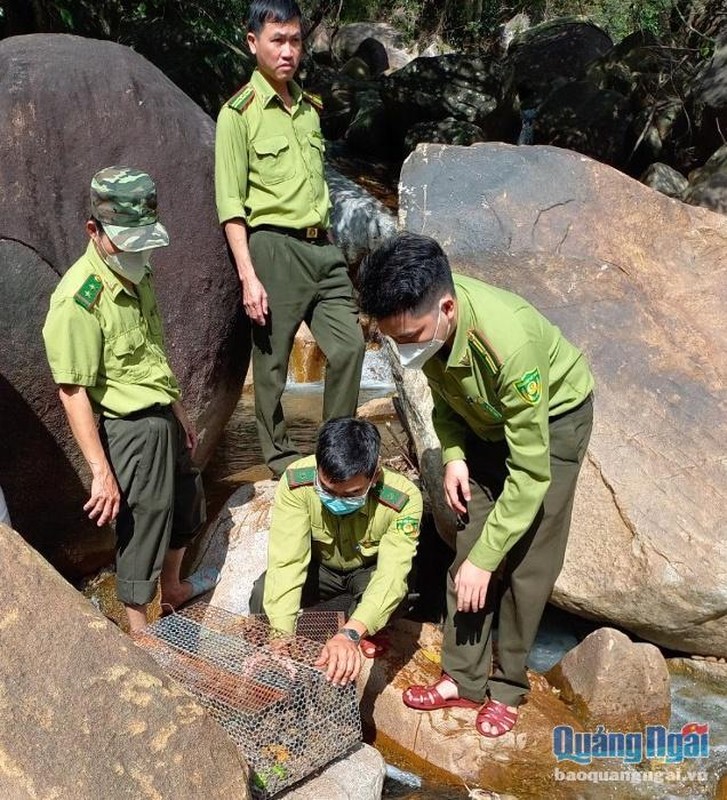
[222,219,268,325]
[263,478,314,634]
[214,106,268,326]
[431,386,472,515]
[59,385,120,526]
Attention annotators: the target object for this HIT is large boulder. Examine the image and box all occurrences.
[0,34,249,578]
[683,38,727,166]
[505,17,613,109]
[398,142,727,657]
[331,22,413,73]
[0,523,251,798]
[380,54,518,157]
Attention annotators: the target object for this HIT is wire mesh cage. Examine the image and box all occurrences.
[135,604,362,798]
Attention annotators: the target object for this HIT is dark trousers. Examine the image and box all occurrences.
[442,396,593,707]
[100,407,205,605]
[249,231,365,476]
[249,560,379,622]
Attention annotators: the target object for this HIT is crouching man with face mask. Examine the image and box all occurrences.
[42,166,217,632]
[249,417,423,685]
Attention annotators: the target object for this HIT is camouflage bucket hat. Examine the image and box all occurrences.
[90,166,170,252]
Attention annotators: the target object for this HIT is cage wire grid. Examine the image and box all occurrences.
[135,604,362,798]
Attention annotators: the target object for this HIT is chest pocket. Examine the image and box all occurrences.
[357,528,383,560]
[307,132,325,178]
[252,135,295,185]
[105,326,151,382]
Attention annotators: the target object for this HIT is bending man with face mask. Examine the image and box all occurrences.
[357,233,594,738]
[42,166,217,632]
[249,417,422,686]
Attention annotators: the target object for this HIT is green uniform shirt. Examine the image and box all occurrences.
[424,274,595,572]
[42,242,181,417]
[263,455,423,635]
[215,69,330,229]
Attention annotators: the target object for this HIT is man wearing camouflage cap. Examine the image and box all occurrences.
[43,167,218,632]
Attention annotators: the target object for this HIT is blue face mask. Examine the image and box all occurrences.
[318,493,367,516]
[315,473,372,516]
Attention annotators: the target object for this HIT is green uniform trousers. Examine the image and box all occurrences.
[249,561,378,623]
[100,406,206,605]
[249,231,365,476]
[443,395,593,707]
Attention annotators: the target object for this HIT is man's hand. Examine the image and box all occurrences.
[314,634,362,686]
[453,558,491,613]
[172,401,199,457]
[443,459,471,515]
[241,273,269,326]
[84,464,121,526]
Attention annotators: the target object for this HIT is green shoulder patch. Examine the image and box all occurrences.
[73,275,103,311]
[227,84,255,113]
[375,485,409,512]
[395,515,419,538]
[302,90,323,112]
[286,466,316,489]
[515,368,542,405]
[468,330,502,378]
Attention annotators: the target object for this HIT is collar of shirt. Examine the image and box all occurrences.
[250,68,303,112]
[84,240,148,300]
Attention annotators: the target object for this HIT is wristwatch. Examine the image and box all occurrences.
[337,627,361,644]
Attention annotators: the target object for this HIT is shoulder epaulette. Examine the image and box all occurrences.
[375,484,409,512]
[286,466,316,489]
[302,90,323,113]
[227,83,255,113]
[73,275,103,311]
[468,329,502,378]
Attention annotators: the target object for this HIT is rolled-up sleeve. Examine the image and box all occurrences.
[214,106,249,224]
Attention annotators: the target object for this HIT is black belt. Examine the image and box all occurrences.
[103,403,172,421]
[251,224,329,243]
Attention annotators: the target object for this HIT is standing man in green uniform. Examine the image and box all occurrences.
[357,233,594,736]
[43,167,217,632]
[249,417,422,686]
[215,0,365,476]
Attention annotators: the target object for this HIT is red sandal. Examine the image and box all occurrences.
[360,633,389,659]
[402,673,479,710]
[475,698,518,737]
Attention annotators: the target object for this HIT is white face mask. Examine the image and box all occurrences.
[96,237,153,284]
[396,307,448,370]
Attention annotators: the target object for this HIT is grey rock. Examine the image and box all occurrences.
[381,54,518,157]
[281,743,385,799]
[398,141,727,657]
[546,628,671,729]
[641,162,689,198]
[0,523,251,800]
[683,143,727,214]
[404,117,486,155]
[331,22,412,73]
[0,34,249,577]
[531,79,632,169]
[505,16,613,108]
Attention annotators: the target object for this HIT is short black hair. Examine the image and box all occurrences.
[357,232,455,320]
[247,0,302,34]
[316,418,381,482]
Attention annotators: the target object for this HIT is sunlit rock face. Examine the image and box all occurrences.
[396,141,727,658]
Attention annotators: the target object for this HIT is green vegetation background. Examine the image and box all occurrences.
[0,1,711,117]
